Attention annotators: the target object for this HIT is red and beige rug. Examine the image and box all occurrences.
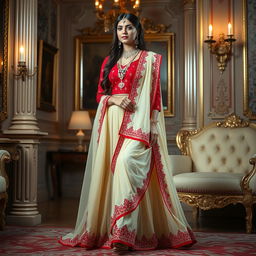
[0,226,256,255]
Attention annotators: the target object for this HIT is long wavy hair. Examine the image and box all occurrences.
[101,13,146,95]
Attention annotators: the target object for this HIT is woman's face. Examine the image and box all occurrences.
[117,18,137,47]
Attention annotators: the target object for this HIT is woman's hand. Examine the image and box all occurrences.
[108,96,135,112]
[150,121,158,146]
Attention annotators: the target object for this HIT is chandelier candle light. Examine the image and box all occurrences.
[204,23,236,73]
[95,0,141,32]
[68,110,92,152]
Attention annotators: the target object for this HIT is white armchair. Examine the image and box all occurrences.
[171,114,256,233]
[0,149,11,230]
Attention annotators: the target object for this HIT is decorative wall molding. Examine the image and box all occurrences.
[209,78,232,118]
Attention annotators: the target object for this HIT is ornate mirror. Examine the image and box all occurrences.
[0,0,8,120]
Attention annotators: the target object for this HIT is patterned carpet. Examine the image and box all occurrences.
[0,226,256,256]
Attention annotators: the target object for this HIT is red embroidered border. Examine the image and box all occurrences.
[119,51,150,145]
[119,52,162,145]
[59,226,195,250]
[97,96,111,143]
[110,136,125,173]
[150,54,162,114]
[111,51,148,174]
[111,224,136,247]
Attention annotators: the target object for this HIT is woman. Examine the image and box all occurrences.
[59,13,196,253]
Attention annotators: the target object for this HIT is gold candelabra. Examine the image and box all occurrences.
[95,0,141,32]
[204,23,236,73]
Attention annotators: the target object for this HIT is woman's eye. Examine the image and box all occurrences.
[127,26,133,30]
[117,27,122,31]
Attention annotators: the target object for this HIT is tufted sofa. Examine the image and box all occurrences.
[0,149,11,230]
[170,114,256,233]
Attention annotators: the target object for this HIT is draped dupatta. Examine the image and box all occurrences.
[110,51,161,172]
[59,51,196,249]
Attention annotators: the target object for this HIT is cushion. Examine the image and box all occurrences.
[0,176,6,193]
[169,155,192,175]
[189,127,256,174]
[173,172,246,195]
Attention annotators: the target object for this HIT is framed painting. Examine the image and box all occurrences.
[0,0,8,120]
[37,40,58,112]
[243,0,256,119]
[74,33,175,117]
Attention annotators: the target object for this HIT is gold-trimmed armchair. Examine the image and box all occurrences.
[0,149,11,230]
[170,114,256,233]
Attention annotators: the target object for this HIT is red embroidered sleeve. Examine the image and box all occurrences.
[96,56,109,103]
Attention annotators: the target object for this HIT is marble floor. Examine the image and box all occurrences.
[38,198,253,233]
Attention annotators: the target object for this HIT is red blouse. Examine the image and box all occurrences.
[96,56,161,111]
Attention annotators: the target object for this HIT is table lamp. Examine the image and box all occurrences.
[68,110,92,152]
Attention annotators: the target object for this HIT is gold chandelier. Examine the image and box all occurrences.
[94,0,141,32]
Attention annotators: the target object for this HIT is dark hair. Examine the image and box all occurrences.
[101,13,146,95]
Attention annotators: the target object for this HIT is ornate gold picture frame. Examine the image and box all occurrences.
[74,33,175,117]
[37,40,58,112]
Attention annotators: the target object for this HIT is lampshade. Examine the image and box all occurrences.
[68,111,92,130]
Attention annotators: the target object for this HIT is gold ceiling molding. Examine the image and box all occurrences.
[216,113,249,128]
[140,17,170,34]
[79,17,170,35]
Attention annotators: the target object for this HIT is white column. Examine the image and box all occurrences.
[9,0,39,132]
[4,0,47,226]
[7,141,41,226]
[182,0,197,130]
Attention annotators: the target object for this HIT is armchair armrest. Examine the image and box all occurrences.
[169,155,192,176]
[0,150,11,189]
[241,154,256,194]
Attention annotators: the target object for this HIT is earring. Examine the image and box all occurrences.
[118,41,121,48]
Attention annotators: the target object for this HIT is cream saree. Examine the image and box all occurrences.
[59,51,196,250]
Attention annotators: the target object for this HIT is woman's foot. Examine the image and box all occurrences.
[113,242,129,255]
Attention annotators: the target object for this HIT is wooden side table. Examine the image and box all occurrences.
[46,150,87,199]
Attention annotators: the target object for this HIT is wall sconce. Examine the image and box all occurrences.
[68,110,92,152]
[13,46,37,81]
[204,23,236,73]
